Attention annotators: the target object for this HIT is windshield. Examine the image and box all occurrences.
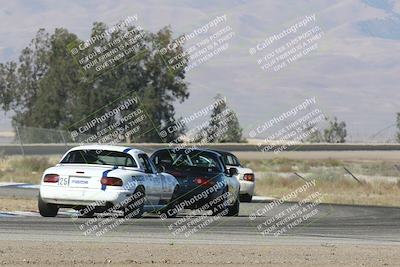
[220,152,241,167]
[152,150,224,173]
[60,150,137,167]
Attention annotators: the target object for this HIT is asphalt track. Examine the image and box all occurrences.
[0,187,399,246]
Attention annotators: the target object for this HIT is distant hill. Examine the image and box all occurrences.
[0,0,399,141]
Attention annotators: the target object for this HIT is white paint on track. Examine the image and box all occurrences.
[0,182,39,189]
[0,210,76,218]
[0,182,26,187]
[252,196,276,202]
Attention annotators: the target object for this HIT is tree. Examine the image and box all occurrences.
[303,116,347,143]
[323,117,347,143]
[302,123,324,143]
[396,113,400,142]
[0,61,17,112]
[0,22,190,143]
[195,94,245,143]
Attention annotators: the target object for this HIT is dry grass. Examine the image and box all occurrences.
[0,155,60,183]
[0,155,399,207]
[243,158,400,177]
[249,158,400,207]
[256,174,400,207]
[0,197,38,211]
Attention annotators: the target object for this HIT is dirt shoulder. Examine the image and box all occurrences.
[0,197,37,212]
[0,240,398,266]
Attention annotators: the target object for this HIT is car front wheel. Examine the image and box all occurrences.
[226,198,240,216]
[211,189,240,217]
[159,186,180,218]
[124,189,145,218]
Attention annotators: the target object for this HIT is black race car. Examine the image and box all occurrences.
[150,148,241,217]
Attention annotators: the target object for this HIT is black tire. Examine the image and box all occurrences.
[38,194,59,217]
[78,208,96,218]
[226,198,240,216]
[210,187,239,216]
[124,189,145,218]
[159,186,180,218]
[240,194,253,203]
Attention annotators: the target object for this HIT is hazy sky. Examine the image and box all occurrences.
[1,0,399,141]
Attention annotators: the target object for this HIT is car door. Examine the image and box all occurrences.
[149,150,180,204]
[137,154,162,206]
[218,155,239,204]
[158,172,177,205]
[147,158,174,204]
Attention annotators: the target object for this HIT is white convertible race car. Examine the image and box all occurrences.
[38,145,179,218]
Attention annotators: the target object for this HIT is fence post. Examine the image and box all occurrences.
[343,167,362,185]
[15,126,25,156]
[59,130,68,149]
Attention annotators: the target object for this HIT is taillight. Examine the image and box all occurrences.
[100,177,123,186]
[193,177,216,187]
[44,174,59,183]
[243,173,255,182]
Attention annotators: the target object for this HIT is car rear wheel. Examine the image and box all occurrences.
[124,189,145,219]
[38,194,59,217]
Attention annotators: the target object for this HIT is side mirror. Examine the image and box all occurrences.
[228,167,238,177]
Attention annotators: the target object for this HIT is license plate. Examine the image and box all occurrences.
[58,177,69,186]
[69,176,90,188]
